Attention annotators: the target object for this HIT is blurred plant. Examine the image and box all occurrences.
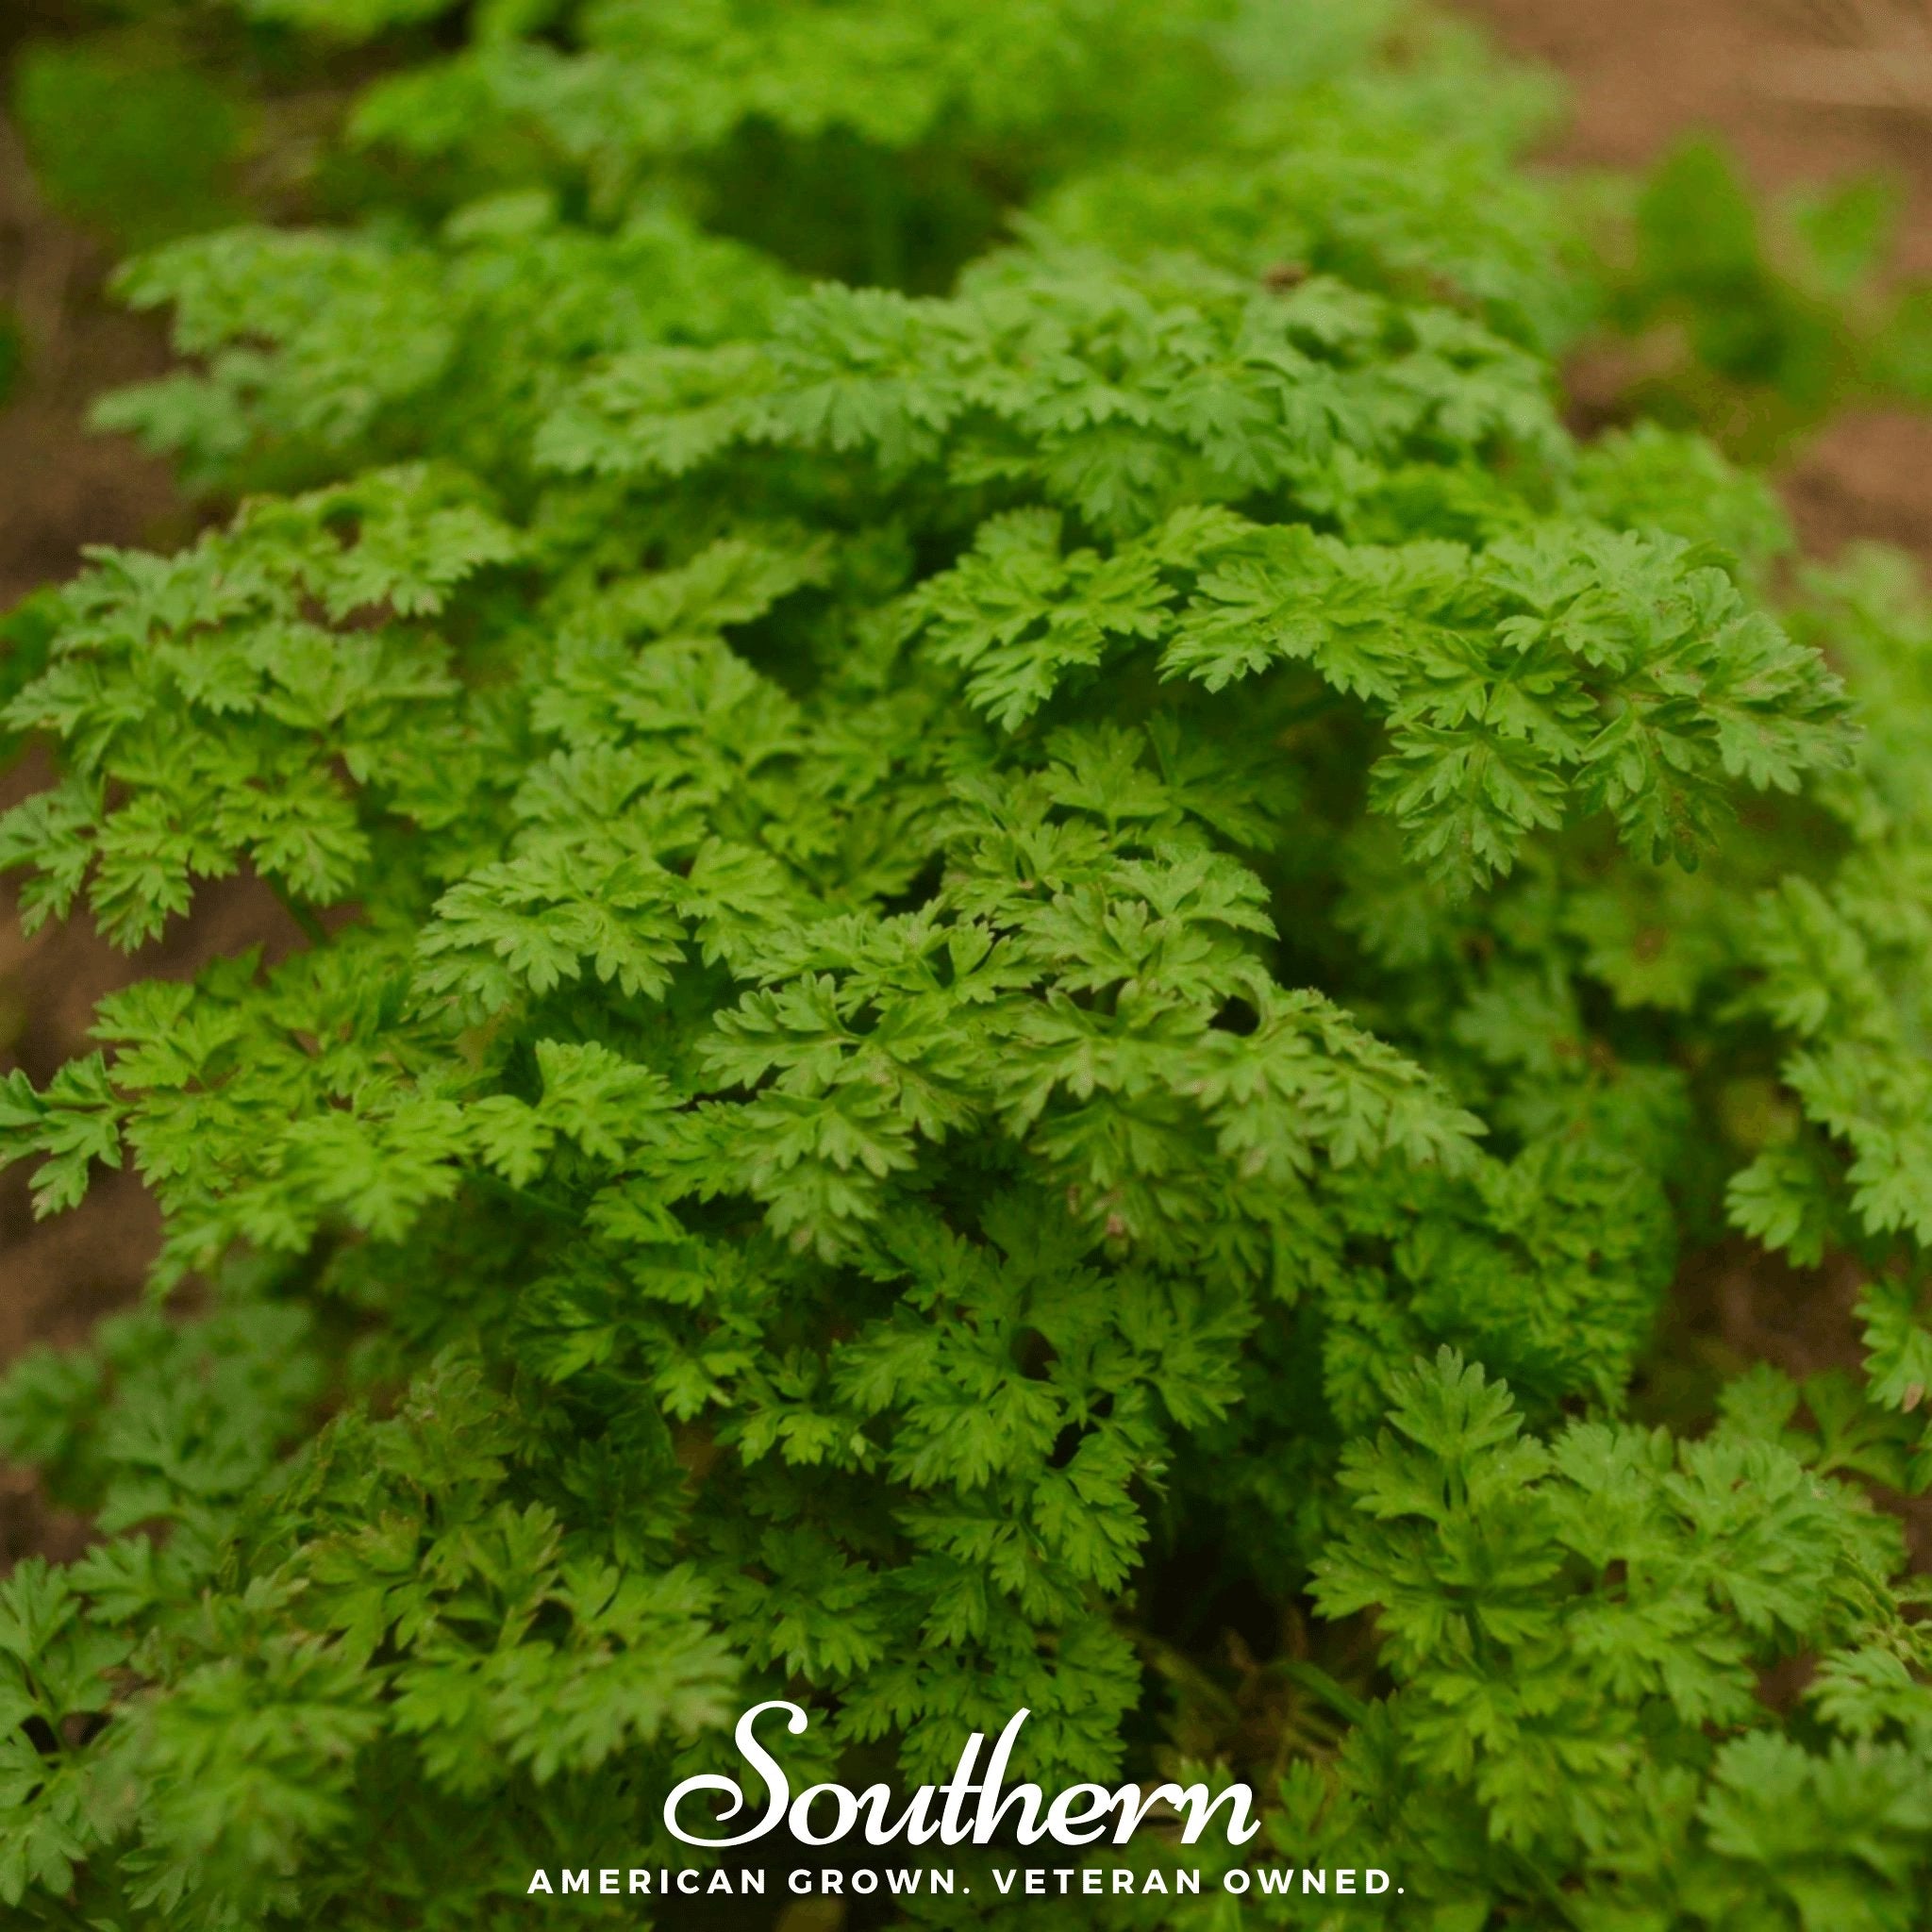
[0,306,22,407]
[10,32,249,253]
[1585,139,1932,460]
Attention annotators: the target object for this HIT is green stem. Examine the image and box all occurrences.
[469,1168,582,1226]
[37,1893,92,1932]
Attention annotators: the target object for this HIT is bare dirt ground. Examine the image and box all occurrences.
[2,3,1932,1569]
[1466,0,1932,560]
[0,119,180,614]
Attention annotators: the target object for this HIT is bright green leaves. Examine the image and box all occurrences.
[911,508,1181,728]
[495,531,931,920]
[0,1054,124,1217]
[697,915,1005,1252]
[1315,1353,1931,1918]
[1727,798,1932,1278]
[841,1200,1237,1517]
[1724,835,1932,1456]
[1034,74,1584,355]
[1161,525,1442,699]
[81,941,458,1265]
[129,1640,386,1902]
[520,1039,674,1167]
[1714,562,1932,1460]
[1697,1732,1932,1932]
[0,1351,738,1918]
[715,1527,889,1679]
[103,208,791,494]
[418,845,690,1011]
[1857,1283,1932,1490]
[0,1560,127,1748]
[1167,520,1853,890]
[895,498,1851,891]
[541,246,1849,896]
[1319,1134,1677,1430]
[385,1546,738,1791]
[354,0,1195,154]
[781,1195,1240,1781]
[1188,990,1485,1181]
[540,257,1562,538]
[341,0,1232,276]
[694,823,1482,1264]
[0,914,695,1277]
[172,1344,726,1824]
[1320,1353,1557,1653]
[0,1562,128,1907]
[0,466,520,946]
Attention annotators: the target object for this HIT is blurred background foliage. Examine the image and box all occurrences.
[12,33,247,250]
[1587,137,1932,459]
[4,0,1931,481]
[0,306,20,407]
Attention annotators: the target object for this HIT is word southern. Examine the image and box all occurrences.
[663,1701,1261,1850]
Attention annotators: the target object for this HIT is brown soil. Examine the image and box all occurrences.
[1465,0,1932,560]
[0,118,182,608]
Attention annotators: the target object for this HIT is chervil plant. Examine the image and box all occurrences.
[2,3,1931,1927]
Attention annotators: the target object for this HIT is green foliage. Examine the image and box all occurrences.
[11,34,248,252]
[1594,140,1932,459]
[1,3,1931,1928]
[96,203,791,493]
[0,307,22,408]
[1028,1353,1932,1930]
[1310,1353,1930,1926]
